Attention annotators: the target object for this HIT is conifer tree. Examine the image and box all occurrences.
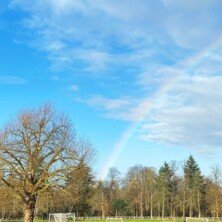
[184,155,204,217]
[158,162,173,217]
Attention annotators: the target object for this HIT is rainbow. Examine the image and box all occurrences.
[98,36,222,180]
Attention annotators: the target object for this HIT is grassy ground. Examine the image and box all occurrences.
[82,220,183,222]
[5,219,215,222]
[32,219,185,222]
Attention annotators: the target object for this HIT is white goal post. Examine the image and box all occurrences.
[49,213,75,222]
[106,217,123,222]
[186,217,209,222]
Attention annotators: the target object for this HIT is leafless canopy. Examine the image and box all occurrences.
[0,104,94,202]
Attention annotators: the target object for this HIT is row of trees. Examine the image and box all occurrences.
[93,158,222,219]
[95,156,207,217]
[0,105,221,221]
[1,154,222,219]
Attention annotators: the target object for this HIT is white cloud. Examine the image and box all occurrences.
[78,43,222,151]
[45,41,66,52]
[47,0,88,15]
[80,95,136,120]
[8,0,222,154]
[80,94,158,122]
[163,0,222,49]
[70,84,79,92]
[87,96,130,110]
[10,0,222,73]
[141,75,222,152]
[0,75,27,85]
[166,14,218,49]
[81,74,222,153]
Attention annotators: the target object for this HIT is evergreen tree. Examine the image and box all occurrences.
[157,162,173,217]
[184,155,204,217]
[65,161,94,216]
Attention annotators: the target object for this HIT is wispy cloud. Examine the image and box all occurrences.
[141,75,222,153]
[79,41,222,152]
[70,84,79,92]
[11,0,222,72]
[78,95,137,120]
[0,75,27,85]
[8,0,222,154]
[9,0,222,84]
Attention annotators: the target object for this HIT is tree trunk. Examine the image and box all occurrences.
[189,196,192,217]
[150,193,153,219]
[101,192,105,220]
[170,202,173,217]
[162,197,165,218]
[140,192,143,218]
[182,193,185,218]
[215,196,219,219]
[197,193,201,218]
[189,205,192,217]
[23,196,37,222]
[158,202,160,218]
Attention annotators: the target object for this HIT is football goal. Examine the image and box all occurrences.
[186,217,209,222]
[48,213,75,222]
[106,217,123,222]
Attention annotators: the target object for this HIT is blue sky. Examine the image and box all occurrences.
[1,0,222,179]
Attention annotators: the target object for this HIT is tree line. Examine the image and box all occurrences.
[0,105,222,221]
[90,158,222,219]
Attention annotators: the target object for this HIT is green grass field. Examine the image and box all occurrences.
[31,219,185,222]
[79,220,184,222]
[2,220,184,222]
[31,220,184,222]
[5,218,220,222]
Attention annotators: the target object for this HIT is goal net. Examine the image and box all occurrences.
[49,213,75,222]
[106,217,123,222]
[186,217,209,222]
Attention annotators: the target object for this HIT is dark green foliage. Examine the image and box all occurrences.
[158,162,174,189]
[112,199,127,214]
[184,155,202,188]
[157,162,174,217]
[66,161,94,216]
[184,155,205,217]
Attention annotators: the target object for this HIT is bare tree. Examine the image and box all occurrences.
[107,167,121,216]
[124,165,144,217]
[143,167,157,218]
[206,165,222,218]
[0,104,94,222]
